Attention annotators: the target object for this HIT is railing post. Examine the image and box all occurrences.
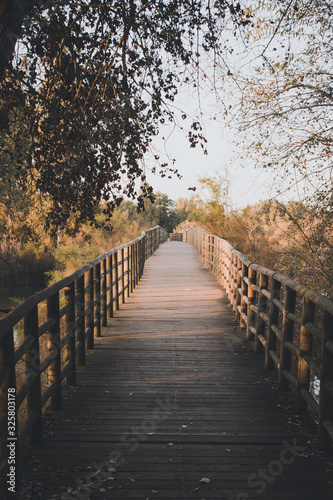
[265,278,281,370]
[76,275,85,366]
[134,242,139,286]
[318,310,333,451]
[216,239,220,284]
[47,293,61,412]
[296,296,315,414]
[255,273,268,354]
[278,286,296,390]
[240,261,248,329]
[210,236,214,271]
[114,251,120,310]
[64,283,76,386]
[24,306,43,446]
[130,244,134,293]
[151,229,155,253]
[121,248,125,303]
[246,266,256,341]
[140,237,145,277]
[86,268,94,349]
[235,255,242,320]
[0,328,17,485]
[225,246,232,303]
[138,240,141,279]
[126,246,129,297]
[144,234,147,263]
[206,235,210,269]
[94,263,101,338]
[229,250,234,305]
[126,247,130,298]
[101,259,107,327]
[107,255,113,319]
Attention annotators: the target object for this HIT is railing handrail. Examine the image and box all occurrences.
[183,224,333,452]
[189,225,333,315]
[0,225,167,496]
[0,227,161,338]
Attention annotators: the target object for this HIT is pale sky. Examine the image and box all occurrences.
[144,117,277,209]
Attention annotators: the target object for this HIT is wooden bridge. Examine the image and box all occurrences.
[1,226,333,499]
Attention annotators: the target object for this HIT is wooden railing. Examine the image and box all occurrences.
[184,225,333,451]
[168,232,183,242]
[0,226,167,489]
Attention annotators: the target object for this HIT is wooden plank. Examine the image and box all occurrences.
[18,242,333,500]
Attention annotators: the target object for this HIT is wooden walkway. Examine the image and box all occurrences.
[18,242,333,500]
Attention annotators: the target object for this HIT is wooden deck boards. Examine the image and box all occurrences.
[18,242,333,499]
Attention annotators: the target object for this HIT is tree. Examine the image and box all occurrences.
[154,193,183,233]
[193,172,230,236]
[0,0,250,235]
[232,0,333,214]
[220,0,333,296]
[0,0,39,77]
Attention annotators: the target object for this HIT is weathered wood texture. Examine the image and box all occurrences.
[184,225,333,452]
[0,227,167,496]
[18,243,333,499]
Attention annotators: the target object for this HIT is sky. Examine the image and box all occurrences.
[144,112,277,209]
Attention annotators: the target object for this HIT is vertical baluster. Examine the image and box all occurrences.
[214,239,217,278]
[76,275,85,366]
[220,241,224,286]
[0,328,18,479]
[24,306,42,446]
[126,247,130,298]
[246,266,256,341]
[107,255,113,319]
[94,263,101,338]
[255,273,268,354]
[86,268,94,349]
[64,283,76,386]
[224,244,229,293]
[130,244,134,293]
[141,236,145,277]
[144,234,147,263]
[216,239,219,279]
[225,249,232,304]
[101,259,107,327]
[296,296,315,413]
[240,261,248,329]
[232,254,238,314]
[114,251,120,310]
[138,240,142,279]
[278,286,296,390]
[318,310,333,450]
[121,248,125,304]
[210,236,213,271]
[265,278,281,370]
[47,294,61,412]
[134,243,137,289]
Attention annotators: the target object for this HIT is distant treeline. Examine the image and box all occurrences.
[1,176,332,307]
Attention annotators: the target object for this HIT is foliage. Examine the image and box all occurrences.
[180,177,333,297]
[0,0,249,234]
[37,194,186,283]
[271,200,333,296]
[0,241,57,288]
[186,173,230,236]
[232,0,333,215]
